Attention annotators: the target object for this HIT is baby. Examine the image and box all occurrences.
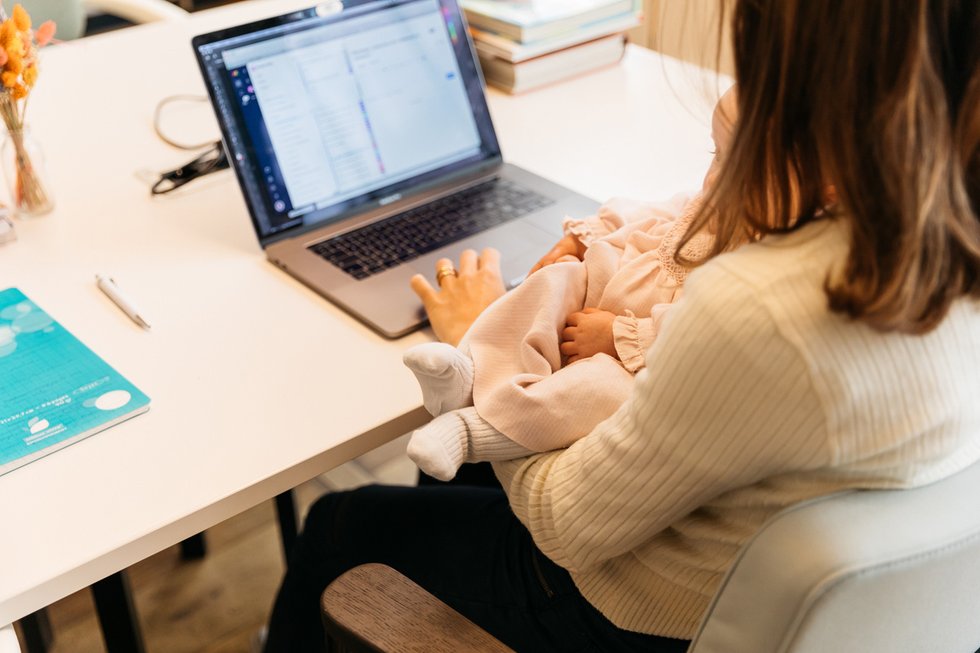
[403,88,737,480]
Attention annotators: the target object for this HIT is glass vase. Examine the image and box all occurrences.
[2,127,54,218]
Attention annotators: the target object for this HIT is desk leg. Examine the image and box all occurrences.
[275,490,298,561]
[17,609,53,653]
[179,532,208,560]
[91,571,146,653]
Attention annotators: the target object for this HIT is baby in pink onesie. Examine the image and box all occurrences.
[403,89,737,481]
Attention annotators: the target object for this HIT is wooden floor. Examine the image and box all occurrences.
[28,436,418,653]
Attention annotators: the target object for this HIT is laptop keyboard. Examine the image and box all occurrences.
[308,179,554,280]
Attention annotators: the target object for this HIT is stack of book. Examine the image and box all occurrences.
[462,0,640,94]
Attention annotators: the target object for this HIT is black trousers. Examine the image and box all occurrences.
[263,475,690,652]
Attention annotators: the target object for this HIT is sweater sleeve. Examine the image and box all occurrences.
[493,262,831,573]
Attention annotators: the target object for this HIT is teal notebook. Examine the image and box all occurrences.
[0,288,150,477]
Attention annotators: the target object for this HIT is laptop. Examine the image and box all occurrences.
[192,0,599,338]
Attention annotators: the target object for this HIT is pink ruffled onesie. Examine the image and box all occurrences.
[464,192,712,452]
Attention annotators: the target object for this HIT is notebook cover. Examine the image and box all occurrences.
[0,288,150,477]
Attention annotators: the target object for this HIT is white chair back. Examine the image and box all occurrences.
[16,0,86,40]
[17,0,187,41]
[689,460,980,653]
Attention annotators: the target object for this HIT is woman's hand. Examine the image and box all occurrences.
[560,308,618,364]
[410,248,507,346]
[528,234,588,276]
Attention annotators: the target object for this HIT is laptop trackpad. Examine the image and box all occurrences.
[410,220,554,289]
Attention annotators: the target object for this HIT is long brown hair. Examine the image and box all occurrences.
[680,0,980,333]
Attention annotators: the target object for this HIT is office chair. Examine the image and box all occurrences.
[322,458,980,653]
[18,0,187,41]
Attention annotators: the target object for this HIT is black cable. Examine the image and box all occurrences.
[150,141,229,195]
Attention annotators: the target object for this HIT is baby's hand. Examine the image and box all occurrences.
[529,234,588,276]
[561,308,618,364]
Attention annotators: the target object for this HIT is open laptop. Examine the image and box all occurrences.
[192,0,599,338]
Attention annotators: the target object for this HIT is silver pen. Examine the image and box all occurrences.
[96,275,151,330]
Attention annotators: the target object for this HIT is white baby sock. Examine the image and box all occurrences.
[407,407,536,481]
[407,410,468,481]
[402,342,474,416]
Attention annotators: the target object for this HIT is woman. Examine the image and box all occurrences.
[264,1,980,651]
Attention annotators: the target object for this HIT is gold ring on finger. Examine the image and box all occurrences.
[436,265,458,285]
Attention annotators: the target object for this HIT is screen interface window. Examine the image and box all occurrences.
[218,0,482,236]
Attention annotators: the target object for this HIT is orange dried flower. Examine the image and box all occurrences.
[9,33,23,59]
[0,21,15,49]
[5,52,23,74]
[22,63,35,87]
[35,20,55,46]
[12,5,30,32]
[0,5,53,106]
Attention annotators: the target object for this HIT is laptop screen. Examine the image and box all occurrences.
[194,0,500,244]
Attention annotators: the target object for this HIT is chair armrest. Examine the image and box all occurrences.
[83,0,187,24]
[321,563,514,653]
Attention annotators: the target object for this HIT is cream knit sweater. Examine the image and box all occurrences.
[493,217,980,639]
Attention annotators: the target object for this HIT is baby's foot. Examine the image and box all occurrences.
[403,342,474,416]
[406,411,467,481]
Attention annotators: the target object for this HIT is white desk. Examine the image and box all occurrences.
[0,0,717,630]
